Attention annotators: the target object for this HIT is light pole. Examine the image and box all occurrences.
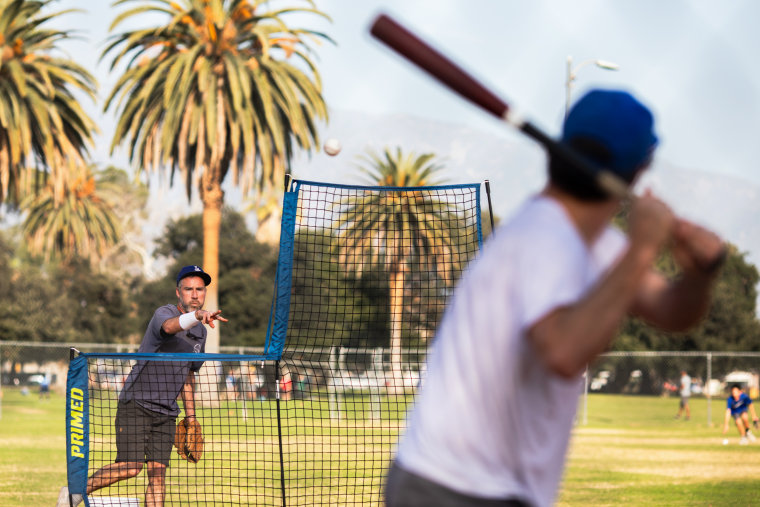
[568,55,618,426]
[565,55,619,117]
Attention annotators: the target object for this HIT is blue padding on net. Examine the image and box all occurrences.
[263,187,298,358]
[66,354,90,497]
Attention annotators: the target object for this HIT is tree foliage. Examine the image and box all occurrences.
[103,0,331,196]
[94,166,152,276]
[0,234,138,344]
[0,0,98,204]
[21,165,121,263]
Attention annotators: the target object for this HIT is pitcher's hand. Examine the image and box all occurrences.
[195,309,228,328]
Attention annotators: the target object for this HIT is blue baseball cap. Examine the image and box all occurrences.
[563,89,658,176]
[176,265,211,286]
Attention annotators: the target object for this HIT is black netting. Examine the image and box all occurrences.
[278,181,483,505]
[86,358,282,506]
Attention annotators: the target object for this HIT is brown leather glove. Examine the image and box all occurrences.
[174,417,204,463]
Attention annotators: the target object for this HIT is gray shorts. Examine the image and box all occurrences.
[384,461,530,507]
[115,400,176,466]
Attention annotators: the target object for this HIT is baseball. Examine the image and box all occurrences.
[723,438,729,445]
[324,138,341,156]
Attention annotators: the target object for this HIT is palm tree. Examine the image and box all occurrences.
[103,0,331,352]
[0,0,98,205]
[21,165,121,264]
[337,147,463,392]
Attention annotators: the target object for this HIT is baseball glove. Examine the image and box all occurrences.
[174,417,204,463]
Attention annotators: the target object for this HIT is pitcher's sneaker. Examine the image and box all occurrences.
[740,436,749,445]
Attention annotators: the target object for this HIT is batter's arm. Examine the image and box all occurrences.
[528,193,672,379]
[629,269,714,332]
[630,219,724,331]
[528,243,658,378]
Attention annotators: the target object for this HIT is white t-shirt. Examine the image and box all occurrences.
[680,374,692,398]
[395,195,628,507]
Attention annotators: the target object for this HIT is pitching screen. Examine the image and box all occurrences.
[65,179,487,505]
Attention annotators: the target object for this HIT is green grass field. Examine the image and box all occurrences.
[2,387,759,506]
[559,395,760,506]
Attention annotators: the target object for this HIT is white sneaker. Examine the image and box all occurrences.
[740,436,749,445]
[56,486,83,507]
[748,431,757,442]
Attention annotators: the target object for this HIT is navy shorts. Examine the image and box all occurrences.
[115,400,176,466]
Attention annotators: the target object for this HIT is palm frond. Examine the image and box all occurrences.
[0,0,96,204]
[104,0,330,200]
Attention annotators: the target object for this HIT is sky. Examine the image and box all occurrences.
[54,0,760,188]
[313,0,760,185]
[49,0,760,270]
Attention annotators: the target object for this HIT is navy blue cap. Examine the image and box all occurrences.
[563,89,658,176]
[176,265,211,286]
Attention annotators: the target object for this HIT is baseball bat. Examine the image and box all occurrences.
[369,14,630,199]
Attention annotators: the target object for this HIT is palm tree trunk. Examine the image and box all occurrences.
[197,173,224,407]
[389,264,405,395]
[201,176,224,353]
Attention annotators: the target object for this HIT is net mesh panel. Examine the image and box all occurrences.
[66,346,760,505]
[87,358,282,506]
[279,180,483,505]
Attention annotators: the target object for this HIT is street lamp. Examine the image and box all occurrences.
[570,53,620,429]
[565,55,620,117]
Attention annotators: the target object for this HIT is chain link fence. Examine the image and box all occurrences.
[0,341,428,419]
[0,341,267,419]
[3,341,759,428]
[581,351,760,426]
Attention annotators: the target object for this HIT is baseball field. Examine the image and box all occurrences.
[3,388,758,506]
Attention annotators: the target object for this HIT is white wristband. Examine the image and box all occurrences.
[179,311,200,330]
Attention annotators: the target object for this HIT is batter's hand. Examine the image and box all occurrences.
[195,309,228,328]
[671,219,726,276]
